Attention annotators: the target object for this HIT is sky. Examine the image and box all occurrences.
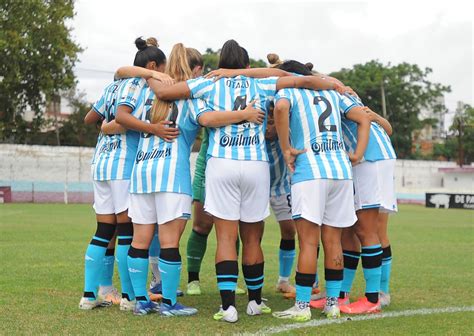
[72,0,473,118]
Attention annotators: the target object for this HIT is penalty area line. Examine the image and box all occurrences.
[259,306,474,335]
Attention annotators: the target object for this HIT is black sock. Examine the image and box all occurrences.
[243,263,264,304]
[216,260,238,310]
[188,272,199,283]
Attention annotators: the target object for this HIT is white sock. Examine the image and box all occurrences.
[278,276,289,283]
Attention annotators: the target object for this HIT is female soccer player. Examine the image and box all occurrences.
[265,102,297,295]
[114,43,264,316]
[117,39,344,322]
[265,60,371,322]
[79,37,172,311]
[338,95,397,314]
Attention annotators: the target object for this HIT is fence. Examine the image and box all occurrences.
[0,144,472,204]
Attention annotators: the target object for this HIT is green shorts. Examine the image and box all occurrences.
[192,129,209,203]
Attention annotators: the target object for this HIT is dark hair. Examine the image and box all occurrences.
[278,60,313,76]
[241,47,250,67]
[133,37,166,68]
[218,39,247,69]
[305,62,314,71]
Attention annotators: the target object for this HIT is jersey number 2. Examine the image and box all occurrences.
[314,96,336,132]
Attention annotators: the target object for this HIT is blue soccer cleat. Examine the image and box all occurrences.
[149,282,184,297]
[160,302,198,317]
[133,300,160,316]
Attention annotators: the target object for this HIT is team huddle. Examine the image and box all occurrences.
[79,36,397,323]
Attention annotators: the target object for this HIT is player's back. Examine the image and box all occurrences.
[188,75,278,161]
[131,97,202,195]
[277,88,354,183]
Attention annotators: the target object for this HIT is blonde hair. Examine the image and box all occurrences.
[267,53,283,68]
[146,37,159,47]
[150,43,203,123]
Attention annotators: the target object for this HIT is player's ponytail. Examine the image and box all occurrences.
[150,43,204,124]
[133,36,166,68]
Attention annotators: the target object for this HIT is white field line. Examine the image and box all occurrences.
[257,306,474,335]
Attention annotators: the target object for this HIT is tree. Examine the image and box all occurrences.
[450,104,474,165]
[330,61,450,158]
[201,48,267,74]
[0,0,82,142]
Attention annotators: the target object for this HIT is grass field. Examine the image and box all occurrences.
[0,204,473,335]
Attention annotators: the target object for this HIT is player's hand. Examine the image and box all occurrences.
[204,68,239,81]
[149,121,179,142]
[344,86,358,97]
[152,71,174,86]
[101,120,126,134]
[242,100,265,124]
[348,152,361,166]
[284,147,307,173]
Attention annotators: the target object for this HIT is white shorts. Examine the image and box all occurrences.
[204,157,270,222]
[291,179,357,228]
[353,159,398,213]
[128,192,192,225]
[93,179,130,215]
[270,194,292,222]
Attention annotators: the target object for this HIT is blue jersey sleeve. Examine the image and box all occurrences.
[92,93,107,119]
[189,99,211,126]
[187,77,214,100]
[275,88,293,106]
[117,77,146,110]
[338,92,357,115]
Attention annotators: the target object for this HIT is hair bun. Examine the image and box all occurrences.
[267,53,281,65]
[305,62,314,71]
[146,37,159,47]
[135,37,148,51]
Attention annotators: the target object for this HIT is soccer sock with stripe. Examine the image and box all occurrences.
[361,244,383,303]
[381,245,392,294]
[278,239,296,282]
[216,260,238,310]
[83,222,116,300]
[99,248,115,290]
[325,268,343,299]
[295,272,314,309]
[127,246,149,302]
[186,229,208,283]
[243,262,264,304]
[116,222,135,301]
[159,248,182,306]
[339,250,361,298]
[149,230,161,285]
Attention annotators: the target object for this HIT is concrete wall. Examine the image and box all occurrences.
[0,144,472,204]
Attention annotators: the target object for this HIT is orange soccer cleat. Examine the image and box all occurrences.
[339,297,381,314]
[309,296,349,310]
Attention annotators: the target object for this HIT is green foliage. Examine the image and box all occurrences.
[201,48,267,74]
[450,104,474,164]
[330,61,450,158]
[0,0,82,142]
[58,92,100,147]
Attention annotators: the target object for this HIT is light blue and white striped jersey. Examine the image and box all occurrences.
[266,139,291,196]
[93,77,146,181]
[275,88,356,183]
[187,76,278,161]
[130,96,207,195]
[341,94,397,162]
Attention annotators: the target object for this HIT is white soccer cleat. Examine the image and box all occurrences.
[213,305,238,323]
[119,298,136,311]
[79,297,100,310]
[323,297,341,319]
[246,300,272,316]
[272,305,311,322]
[379,292,391,307]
